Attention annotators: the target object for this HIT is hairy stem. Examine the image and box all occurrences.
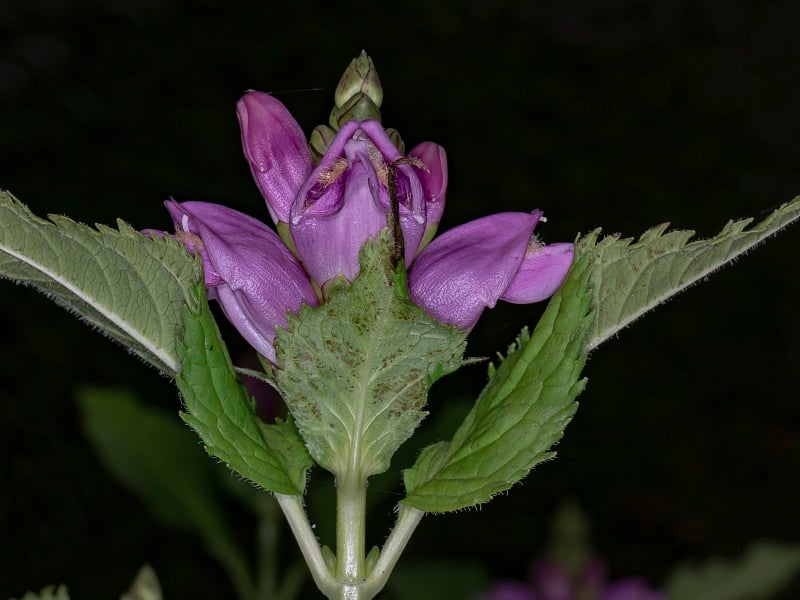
[362,506,424,598]
[275,493,337,598]
[335,474,368,598]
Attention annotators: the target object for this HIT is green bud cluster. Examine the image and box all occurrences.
[310,51,406,162]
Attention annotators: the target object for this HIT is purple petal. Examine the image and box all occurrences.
[165,200,317,362]
[408,212,540,330]
[408,141,448,226]
[600,579,666,600]
[291,121,361,219]
[291,154,388,286]
[291,121,427,287]
[500,242,574,304]
[529,561,573,600]
[237,91,313,224]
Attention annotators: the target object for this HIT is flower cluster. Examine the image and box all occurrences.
[163,91,573,363]
[475,559,666,600]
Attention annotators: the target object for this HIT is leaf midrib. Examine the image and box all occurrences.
[0,235,178,371]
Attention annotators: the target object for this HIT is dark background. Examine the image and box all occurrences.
[1,0,799,598]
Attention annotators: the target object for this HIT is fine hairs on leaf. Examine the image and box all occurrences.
[0,191,201,374]
[274,229,467,481]
[402,250,593,513]
[176,283,312,495]
[582,196,800,351]
[401,199,800,514]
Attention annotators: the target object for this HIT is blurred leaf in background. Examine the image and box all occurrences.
[77,387,252,598]
[665,542,800,600]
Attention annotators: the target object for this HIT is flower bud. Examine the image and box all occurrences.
[334,50,383,110]
[309,124,337,163]
[329,94,381,131]
[165,200,318,363]
[237,92,313,225]
[329,51,383,129]
[385,127,405,155]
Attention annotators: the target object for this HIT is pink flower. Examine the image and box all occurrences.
[164,200,317,364]
[160,92,573,360]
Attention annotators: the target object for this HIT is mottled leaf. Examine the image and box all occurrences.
[275,231,467,479]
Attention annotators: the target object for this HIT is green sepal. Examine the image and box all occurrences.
[402,254,593,512]
[309,124,337,163]
[384,127,405,155]
[330,95,382,130]
[365,545,381,576]
[275,229,467,480]
[321,545,337,571]
[176,283,312,495]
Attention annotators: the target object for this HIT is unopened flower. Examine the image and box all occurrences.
[408,212,574,330]
[165,200,317,363]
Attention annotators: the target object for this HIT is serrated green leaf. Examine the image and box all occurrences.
[665,541,800,600]
[275,231,467,480]
[177,284,312,495]
[401,254,593,512]
[12,586,70,600]
[0,191,200,373]
[583,196,800,351]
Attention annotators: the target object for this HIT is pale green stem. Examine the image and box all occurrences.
[274,493,338,598]
[361,506,424,598]
[335,474,368,599]
[277,489,422,600]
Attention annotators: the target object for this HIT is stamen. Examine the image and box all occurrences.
[317,157,349,187]
[176,230,205,250]
[527,234,544,254]
[366,144,389,187]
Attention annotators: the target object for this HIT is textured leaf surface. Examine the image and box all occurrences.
[401,199,799,513]
[177,285,311,494]
[0,191,200,373]
[583,196,800,351]
[401,254,592,512]
[665,542,800,600]
[275,231,467,479]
